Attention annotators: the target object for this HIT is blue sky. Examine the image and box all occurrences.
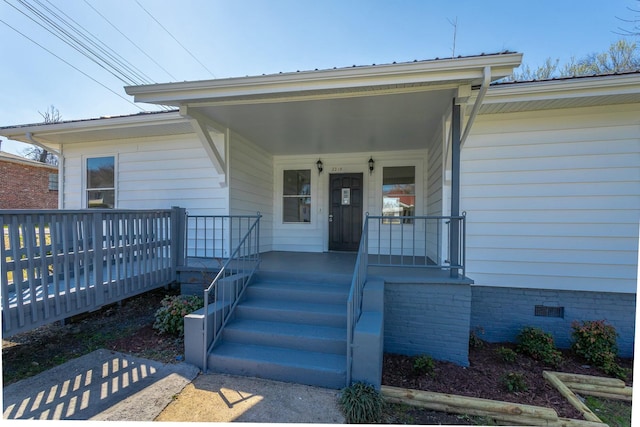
[0,0,637,155]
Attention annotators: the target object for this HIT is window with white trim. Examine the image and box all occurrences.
[283,169,311,223]
[86,156,115,208]
[382,166,415,223]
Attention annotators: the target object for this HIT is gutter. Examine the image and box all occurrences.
[25,132,60,155]
[460,66,490,148]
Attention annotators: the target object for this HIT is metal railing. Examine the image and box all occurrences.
[1,208,183,337]
[346,214,369,385]
[366,214,466,277]
[345,213,466,385]
[186,215,260,259]
[201,214,261,371]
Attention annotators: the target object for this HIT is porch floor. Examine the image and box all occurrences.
[184,251,473,284]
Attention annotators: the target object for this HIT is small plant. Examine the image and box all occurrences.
[339,382,384,423]
[495,346,517,364]
[571,320,626,378]
[516,327,563,367]
[469,326,485,349]
[413,354,435,376]
[153,295,204,336]
[500,372,528,393]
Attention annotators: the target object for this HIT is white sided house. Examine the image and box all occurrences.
[1,53,638,387]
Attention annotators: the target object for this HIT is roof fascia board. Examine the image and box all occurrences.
[126,54,523,104]
[0,111,187,142]
[485,73,640,104]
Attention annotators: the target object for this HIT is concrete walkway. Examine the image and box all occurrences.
[3,348,345,423]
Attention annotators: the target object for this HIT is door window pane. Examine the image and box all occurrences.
[283,170,311,222]
[383,166,415,222]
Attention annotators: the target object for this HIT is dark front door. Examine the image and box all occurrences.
[329,173,363,251]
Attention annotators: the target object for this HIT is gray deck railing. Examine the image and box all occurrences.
[1,207,184,337]
[201,214,261,371]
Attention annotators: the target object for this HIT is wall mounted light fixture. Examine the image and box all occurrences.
[368,157,375,174]
[316,159,323,173]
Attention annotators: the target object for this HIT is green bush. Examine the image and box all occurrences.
[469,327,485,349]
[339,382,384,423]
[495,346,517,364]
[500,372,528,393]
[516,327,563,367]
[153,295,204,336]
[571,320,626,378]
[413,354,435,376]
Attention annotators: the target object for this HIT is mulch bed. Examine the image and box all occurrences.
[383,342,633,421]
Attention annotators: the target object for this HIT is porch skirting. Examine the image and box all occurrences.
[470,286,636,358]
[384,281,472,367]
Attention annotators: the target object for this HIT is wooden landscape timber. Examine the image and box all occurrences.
[543,371,603,423]
[547,371,632,402]
[380,385,608,427]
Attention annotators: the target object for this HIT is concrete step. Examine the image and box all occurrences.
[222,318,346,355]
[235,298,347,328]
[208,342,346,389]
[245,281,349,304]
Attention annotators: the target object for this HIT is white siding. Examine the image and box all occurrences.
[61,133,228,215]
[229,132,274,252]
[462,104,640,293]
[272,150,427,253]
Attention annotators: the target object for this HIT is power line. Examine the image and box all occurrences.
[0,16,147,111]
[41,0,157,84]
[83,0,179,82]
[135,0,216,79]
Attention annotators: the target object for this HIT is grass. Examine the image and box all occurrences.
[585,396,632,427]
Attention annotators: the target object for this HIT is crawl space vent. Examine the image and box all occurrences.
[534,305,564,318]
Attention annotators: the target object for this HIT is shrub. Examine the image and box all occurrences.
[501,372,528,393]
[413,354,435,376]
[339,382,384,423]
[469,327,485,349]
[153,295,204,336]
[516,327,563,367]
[571,320,626,378]
[495,346,517,364]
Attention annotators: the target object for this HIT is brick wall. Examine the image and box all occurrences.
[471,286,636,358]
[0,159,58,209]
[384,282,471,366]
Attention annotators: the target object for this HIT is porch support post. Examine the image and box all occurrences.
[450,98,461,278]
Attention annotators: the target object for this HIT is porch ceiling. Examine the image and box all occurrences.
[187,87,455,155]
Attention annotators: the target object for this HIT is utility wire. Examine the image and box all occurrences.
[41,0,156,84]
[8,0,135,85]
[135,0,216,79]
[83,0,178,82]
[0,16,146,111]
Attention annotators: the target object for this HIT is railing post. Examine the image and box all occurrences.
[93,211,105,306]
[171,206,187,276]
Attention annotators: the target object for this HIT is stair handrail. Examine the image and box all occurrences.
[346,214,369,386]
[202,213,261,371]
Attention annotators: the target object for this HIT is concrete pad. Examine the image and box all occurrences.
[156,372,346,423]
[2,349,198,421]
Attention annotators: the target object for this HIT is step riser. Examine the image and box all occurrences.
[235,305,346,328]
[245,286,348,305]
[207,354,346,389]
[222,327,346,355]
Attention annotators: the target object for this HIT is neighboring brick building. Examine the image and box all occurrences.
[0,151,58,209]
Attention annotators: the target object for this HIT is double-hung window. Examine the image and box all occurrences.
[86,156,115,208]
[283,169,311,223]
[382,166,415,223]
